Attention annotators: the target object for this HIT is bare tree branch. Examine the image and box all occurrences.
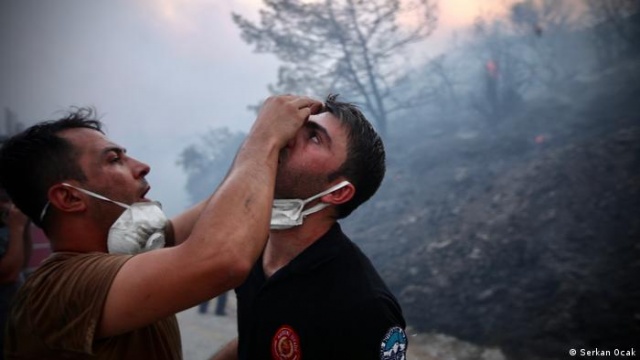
[232,0,438,135]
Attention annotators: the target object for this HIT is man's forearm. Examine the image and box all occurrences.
[98,135,281,337]
[169,120,281,248]
[168,198,208,246]
[183,133,279,271]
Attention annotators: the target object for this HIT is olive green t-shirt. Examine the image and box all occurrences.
[4,252,182,359]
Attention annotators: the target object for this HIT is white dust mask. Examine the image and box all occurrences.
[270,181,350,230]
[61,183,168,255]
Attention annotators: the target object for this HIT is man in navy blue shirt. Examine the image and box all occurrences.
[212,94,407,360]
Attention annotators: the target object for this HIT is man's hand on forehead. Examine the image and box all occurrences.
[293,97,325,115]
[251,95,325,149]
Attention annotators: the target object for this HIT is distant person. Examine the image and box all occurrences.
[0,188,30,360]
[211,95,407,360]
[0,95,323,359]
[198,291,228,316]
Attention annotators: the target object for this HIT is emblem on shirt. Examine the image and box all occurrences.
[380,326,408,360]
[271,325,301,360]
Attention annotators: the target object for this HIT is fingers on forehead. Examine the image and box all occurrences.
[291,96,322,109]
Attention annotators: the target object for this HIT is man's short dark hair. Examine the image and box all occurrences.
[0,108,103,229]
[325,94,386,219]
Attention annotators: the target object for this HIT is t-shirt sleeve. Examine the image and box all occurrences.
[341,293,409,359]
[26,253,132,354]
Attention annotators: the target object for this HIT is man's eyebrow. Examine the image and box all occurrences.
[101,146,127,156]
[306,121,332,145]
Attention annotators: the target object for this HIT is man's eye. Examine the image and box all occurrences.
[110,155,122,163]
[309,131,320,144]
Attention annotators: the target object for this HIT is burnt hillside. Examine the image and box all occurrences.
[342,59,640,359]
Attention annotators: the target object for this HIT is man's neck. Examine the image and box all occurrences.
[50,217,108,253]
[263,217,335,278]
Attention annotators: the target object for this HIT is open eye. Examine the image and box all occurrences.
[309,130,321,144]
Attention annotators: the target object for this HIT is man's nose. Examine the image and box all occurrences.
[131,158,151,178]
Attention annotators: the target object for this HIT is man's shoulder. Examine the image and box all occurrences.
[329,232,383,279]
[326,231,402,311]
[28,251,127,279]
[20,251,132,302]
[41,251,130,265]
[8,252,136,354]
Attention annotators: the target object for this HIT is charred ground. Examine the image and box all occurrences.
[342,58,640,359]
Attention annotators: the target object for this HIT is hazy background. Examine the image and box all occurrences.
[0,0,512,216]
[3,1,639,358]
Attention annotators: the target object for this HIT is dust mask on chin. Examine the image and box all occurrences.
[60,183,168,255]
[270,181,351,230]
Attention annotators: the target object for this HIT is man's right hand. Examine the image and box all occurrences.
[250,95,324,149]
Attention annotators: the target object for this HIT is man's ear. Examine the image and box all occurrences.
[48,184,87,215]
[321,181,355,205]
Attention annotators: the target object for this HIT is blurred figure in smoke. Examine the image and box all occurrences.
[198,291,228,316]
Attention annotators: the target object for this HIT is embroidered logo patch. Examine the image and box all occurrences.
[379,326,408,360]
[271,325,301,360]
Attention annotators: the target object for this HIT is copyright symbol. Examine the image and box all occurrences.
[570,349,577,356]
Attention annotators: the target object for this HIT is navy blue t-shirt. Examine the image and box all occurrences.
[236,223,408,360]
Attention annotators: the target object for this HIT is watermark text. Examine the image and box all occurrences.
[569,348,636,357]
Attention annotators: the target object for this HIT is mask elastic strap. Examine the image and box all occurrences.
[39,202,51,223]
[39,183,130,223]
[61,183,130,209]
[301,180,351,205]
[300,203,330,217]
[299,180,351,218]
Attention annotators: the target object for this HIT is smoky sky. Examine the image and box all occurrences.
[0,0,510,216]
[0,0,285,215]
